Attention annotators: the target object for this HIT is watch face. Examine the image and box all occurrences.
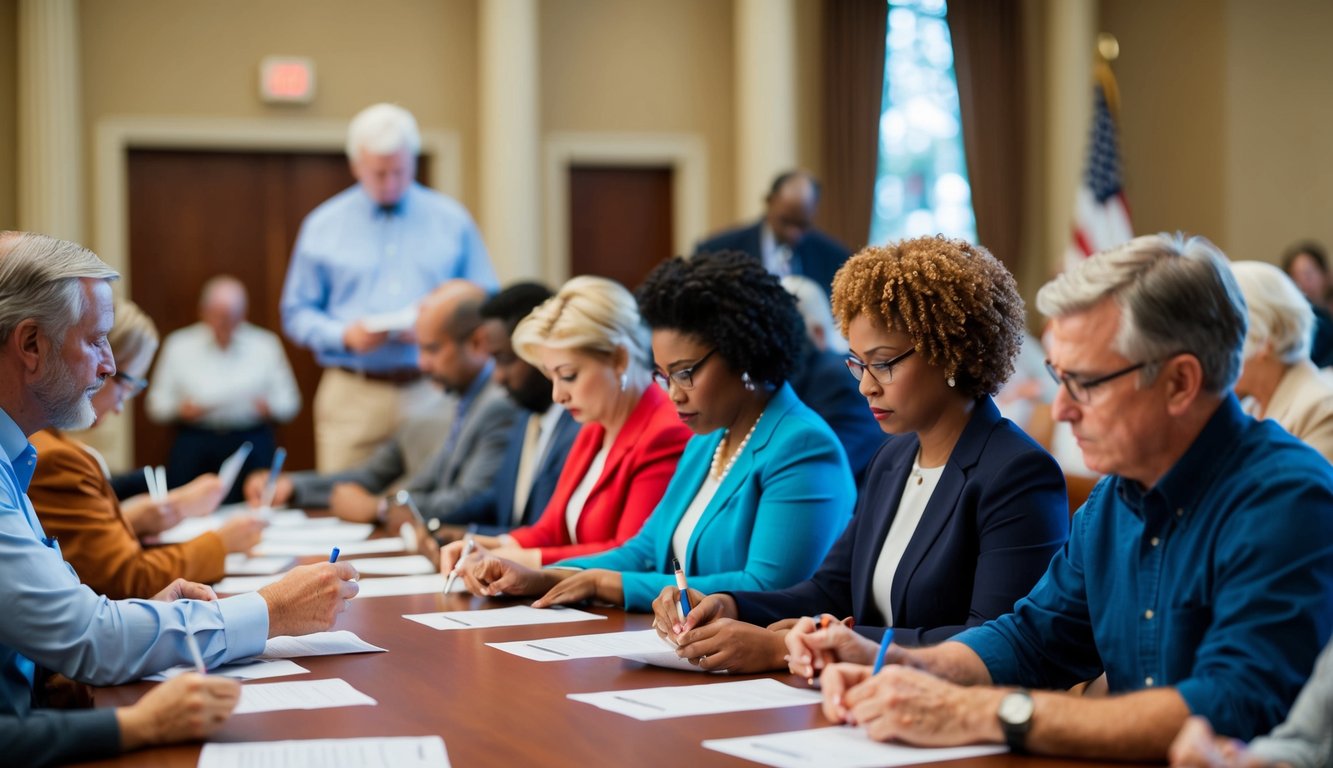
[999,692,1034,724]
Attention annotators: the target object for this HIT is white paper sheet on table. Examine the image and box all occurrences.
[568,678,820,721]
[233,677,377,714]
[354,574,451,597]
[703,727,1007,768]
[156,516,222,544]
[214,574,285,593]
[487,628,673,661]
[350,554,437,575]
[225,554,296,576]
[259,630,386,659]
[261,522,374,543]
[143,658,308,682]
[198,736,449,768]
[619,648,713,673]
[255,537,406,557]
[403,604,606,630]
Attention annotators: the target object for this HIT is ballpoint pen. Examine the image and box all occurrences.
[259,447,287,512]
[672,558,691,622]
[444,535,475,594]
[329,547,340,563]
[185,631,207,675]
[872,629,895,675]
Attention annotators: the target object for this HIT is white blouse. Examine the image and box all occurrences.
[671,472,722,568]
[870,451,945,625]
[564,441,612,542]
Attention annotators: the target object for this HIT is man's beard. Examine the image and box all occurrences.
[32,353,98,430]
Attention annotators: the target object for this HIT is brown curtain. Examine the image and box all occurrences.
[821,0,887,253]
[949,0,1026,272]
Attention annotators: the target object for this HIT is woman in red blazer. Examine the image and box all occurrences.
[441,276,690,569]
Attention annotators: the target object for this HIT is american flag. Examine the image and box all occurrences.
[1066,65,1133,268]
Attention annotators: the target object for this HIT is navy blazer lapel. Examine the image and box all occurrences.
[854,434,918,623]
[888,398,1003,618]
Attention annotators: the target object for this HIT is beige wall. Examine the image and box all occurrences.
[78,0,481,241]
[0,0,15,229]
[1099,0,1333,265]
[540,0,737,236]
[1223,0,1333,264]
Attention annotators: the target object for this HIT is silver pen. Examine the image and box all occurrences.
[444,535,476,594]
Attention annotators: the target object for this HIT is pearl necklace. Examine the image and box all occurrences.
[710,414,762,481]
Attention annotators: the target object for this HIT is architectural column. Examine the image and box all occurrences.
[17,0,82,242]
[478,0,540,281]
[733,0,798,217]
[1041,0,1096,276]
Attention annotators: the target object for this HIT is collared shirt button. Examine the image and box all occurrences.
[1145,676,1154,686]
[1144,609,1154,620]
[1150,537,1160,547]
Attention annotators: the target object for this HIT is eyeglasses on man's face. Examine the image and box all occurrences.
[111,371,149,398]
[653,348,717,392]
[845,347,915,384]
[1044,357,1170,405]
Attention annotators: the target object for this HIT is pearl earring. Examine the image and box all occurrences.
[742,372,755,392]
[619,372,629,392]
[947,375,956,388]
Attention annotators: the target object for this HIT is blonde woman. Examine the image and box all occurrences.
[441,276,690,572]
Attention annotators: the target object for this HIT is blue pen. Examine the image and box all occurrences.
[259,447,287,510]
[672,558,691,620]
[872,629,895,675]
[329,547,340,563]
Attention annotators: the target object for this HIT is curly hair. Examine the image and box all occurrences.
[830,236,1025,398]
[636,251,806,386]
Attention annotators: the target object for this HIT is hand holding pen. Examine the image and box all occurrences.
[443,535,476,594]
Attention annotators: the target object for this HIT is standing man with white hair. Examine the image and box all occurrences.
[282,103,497,472]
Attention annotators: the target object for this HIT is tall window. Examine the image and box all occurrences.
[870,0,976,245]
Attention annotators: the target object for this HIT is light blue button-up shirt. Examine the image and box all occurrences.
[0,408,269,715]
[281,182,497,372]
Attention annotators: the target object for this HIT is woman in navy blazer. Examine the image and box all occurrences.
[654,237,1069,673]
[457,252,856,607]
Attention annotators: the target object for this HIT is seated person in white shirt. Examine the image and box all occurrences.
[146,275,301,503]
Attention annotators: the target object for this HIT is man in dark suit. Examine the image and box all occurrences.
[694,170,852,294]
[439,283,580,541]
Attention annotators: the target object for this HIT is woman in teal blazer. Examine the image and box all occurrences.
[456,252,856,608]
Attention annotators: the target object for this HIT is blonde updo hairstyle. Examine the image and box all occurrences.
[512,275,652,388]
[830,236,1026,398]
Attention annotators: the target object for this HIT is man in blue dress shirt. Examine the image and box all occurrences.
[282,102,497,472]
[809,233,1333,761]
[0,232,359,718]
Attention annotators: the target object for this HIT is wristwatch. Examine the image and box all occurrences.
[997,689,1034,752]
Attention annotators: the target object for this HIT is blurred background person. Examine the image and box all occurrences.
[1231,260,1333,462]
[696,170,851,294]
[454,252,855,610]
[29,298,265,599]
[246,281,518,526]
[782,273,883,482]
[281,103,496,472]
[655,237,1068,673]
[440,276,690,569]
[1281,240,1333,367]
[146,275,300,504]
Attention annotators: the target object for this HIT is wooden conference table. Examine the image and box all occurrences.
[77,585,1137,768]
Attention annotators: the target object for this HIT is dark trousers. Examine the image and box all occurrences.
[167,423,277,505]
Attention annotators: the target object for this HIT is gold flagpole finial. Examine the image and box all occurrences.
[1097,33,1120,62]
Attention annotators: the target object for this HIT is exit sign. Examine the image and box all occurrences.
[260,56,316,104]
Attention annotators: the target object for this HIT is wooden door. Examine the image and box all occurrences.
[126,149,430,472]
[568,166,674,290]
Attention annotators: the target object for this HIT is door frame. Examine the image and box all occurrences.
[89,116,461,469]
[543,132,707,285]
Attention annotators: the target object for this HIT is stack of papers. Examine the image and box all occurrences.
[703,727,1006,768]
[569,679,821,721]
[199,736,449,768]
[233,678,377,714]
[403,605,605,630]
[486,629,674,661]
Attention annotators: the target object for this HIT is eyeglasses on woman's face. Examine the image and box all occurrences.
[653,348,717,391]
[845,347,915,384]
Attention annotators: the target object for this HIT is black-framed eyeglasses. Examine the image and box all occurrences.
[1044,359,1151,404]
[845,348,915,384]
[111,371,149,398]
[653,348,717,391]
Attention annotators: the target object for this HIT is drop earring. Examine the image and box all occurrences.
[619,372,629,392]
[947,375,956,388]
[742,372,755,392]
